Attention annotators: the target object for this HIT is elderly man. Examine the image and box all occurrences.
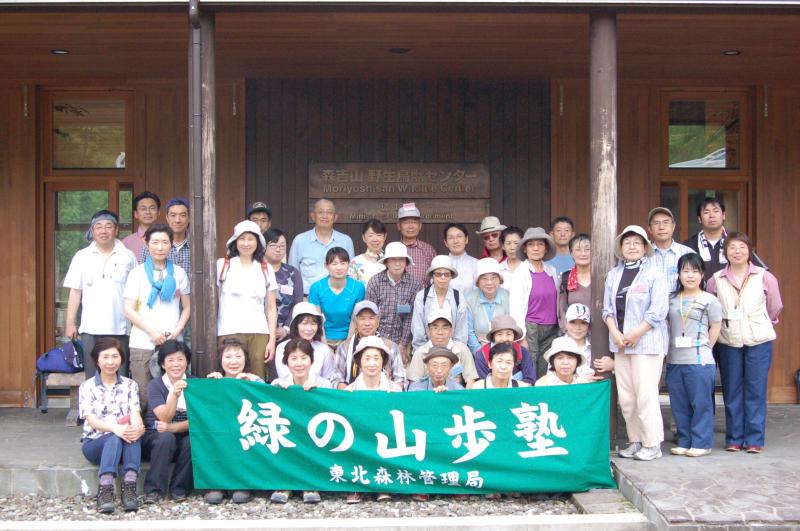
[408,346,463,391]
[365,242,421,362]
[407,308,478,388]
[288,198,355,295]
[647,207,695,288]
[64,210,138,378]
[332,301,406,389]
[396,202,436,287]
[411,255,469,350]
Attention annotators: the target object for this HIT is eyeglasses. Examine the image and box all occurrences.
[649,220,673,227]
[432,272,452,279]
[267,243,286,250]
[622,240,644,248]
[482,232,500,241]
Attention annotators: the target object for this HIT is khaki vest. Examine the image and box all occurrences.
[713,268,775,347]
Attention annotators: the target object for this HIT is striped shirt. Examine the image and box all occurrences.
[651,240,695,290]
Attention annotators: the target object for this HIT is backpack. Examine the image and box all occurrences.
[423,285,460,307]
[218,256,271,285]
[35,339,84,414]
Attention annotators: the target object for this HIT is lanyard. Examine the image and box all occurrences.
[732,272,750,309]
[678,293,705,364]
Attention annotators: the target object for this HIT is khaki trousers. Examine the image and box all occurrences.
[129,347,154,409]
[615,353,664,448]
[218,333,269,380]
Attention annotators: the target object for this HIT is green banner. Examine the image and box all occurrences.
[185,379,616,494]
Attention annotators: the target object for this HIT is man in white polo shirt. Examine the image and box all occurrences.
[64,210,138,378]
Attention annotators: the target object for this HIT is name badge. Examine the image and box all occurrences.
[279,284,294,296]
[727,308,744,321]
[675,336,693,348]
[397,304,411,315]
[631,284,648,294]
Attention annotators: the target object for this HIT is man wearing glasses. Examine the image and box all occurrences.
[122,191,160,264]
[396,203,436,287]
[647,207,695,288]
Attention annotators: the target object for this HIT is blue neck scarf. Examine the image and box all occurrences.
[144,256,177,309]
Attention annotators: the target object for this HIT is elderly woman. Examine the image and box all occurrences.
[349,218,387,285]
[557,234,592,331]
[274,302,336,382]
[270,338,332,505]
[309,247,365,349]
[444,223,479,296]
[509,227,561,378]
[603,225,669,462]
[217,220,278,380]
[79,337,144,514]
[411,255,469,349]
[535,336,592,386]
[472,342,531,389]
[203,339,263,505]
[473,315,536,384]
[707,232,782,454]
[345,336,402,504]
[466,258,510,354]
[141,340,194,503]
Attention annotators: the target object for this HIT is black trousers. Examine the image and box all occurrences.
[141,430,193,496]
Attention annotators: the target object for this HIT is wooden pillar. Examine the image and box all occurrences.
[188,0,217,377]
[589,12,618,446]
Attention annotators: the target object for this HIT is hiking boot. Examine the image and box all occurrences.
[231,490,252,504]
[270,490,290,504]
[618,442,642,458]
[144,491,162,504]
[634,445,663,461]
[96,484,115,514]
[302,491,321,504]
[121,481,139,512]
[204,490,224,504]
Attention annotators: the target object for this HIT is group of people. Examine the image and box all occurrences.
[68,192,782,512]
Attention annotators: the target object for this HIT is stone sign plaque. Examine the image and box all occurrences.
[308,162,490,222]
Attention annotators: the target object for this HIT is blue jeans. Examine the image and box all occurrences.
[666,363,716,449]
[82,432,141,477]
[718,341,773,447]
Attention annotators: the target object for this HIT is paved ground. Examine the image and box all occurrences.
[613,403,800,529]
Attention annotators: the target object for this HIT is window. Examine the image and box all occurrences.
[668,99,740,170]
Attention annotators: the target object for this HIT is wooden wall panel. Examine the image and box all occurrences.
[215,80,247,256]
[756,85,800,403]
[617,84,657,229]
[246,79,550,257]
[0,85,37,406]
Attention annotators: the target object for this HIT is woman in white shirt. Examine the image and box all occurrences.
[444,223,478,296]
[216,220,278,380]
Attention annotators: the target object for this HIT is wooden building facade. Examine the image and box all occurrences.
[1,3,799,406]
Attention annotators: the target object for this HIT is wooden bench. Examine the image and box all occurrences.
[43,372,86,426]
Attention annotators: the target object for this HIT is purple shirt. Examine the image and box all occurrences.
[525,271,558,325]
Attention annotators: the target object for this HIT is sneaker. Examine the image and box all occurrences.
[618,442,643,458]
[302,491,321,504]
[121,481,139,512]
[270,490,290,504]
[746,445,764,454]
[96,484,115,514]
[204,490,224,504]
[670,446,689,456]
[725,444,742,452]
[634,445,662,461]
[231,490,253,504]
[411,494,430,502]
[686,448,712,457]
[143,491,162,504]
[345,492,362,504]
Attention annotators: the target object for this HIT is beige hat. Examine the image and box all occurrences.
[353,335,391,364]
[427,307,453,326]
[614,224,655,260]
[517,227,557,261]
[543,336,588,367]
[225,220,266,249]
[486,315,523,342]
[476,216,507,235]
[475,257,503,286]
[647,206,675,224]
[426,255,458,278]
[423,346,459,365]
[379,241,414,266]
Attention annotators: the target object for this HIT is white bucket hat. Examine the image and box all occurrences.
[543,336,588,367]
[517,227,557,261]
[378,241,414,266]
[475,257,503,286]
[226,220,266,249]
[426,255,458,278]
[476,216,507,235]
[291,301,323,322]
[353,335,391,359]
[614,225,654,260]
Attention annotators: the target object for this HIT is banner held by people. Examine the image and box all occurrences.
[185,379,616,494]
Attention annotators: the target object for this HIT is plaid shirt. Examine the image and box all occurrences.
[366,270,422,347]
[404,239,436,288]
[141,233,191,278]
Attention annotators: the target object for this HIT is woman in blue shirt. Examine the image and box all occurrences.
[309,247,365,347]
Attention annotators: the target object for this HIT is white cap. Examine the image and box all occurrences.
[397,202,422,220]
[565,303,590,323]
[427,307,453,326]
